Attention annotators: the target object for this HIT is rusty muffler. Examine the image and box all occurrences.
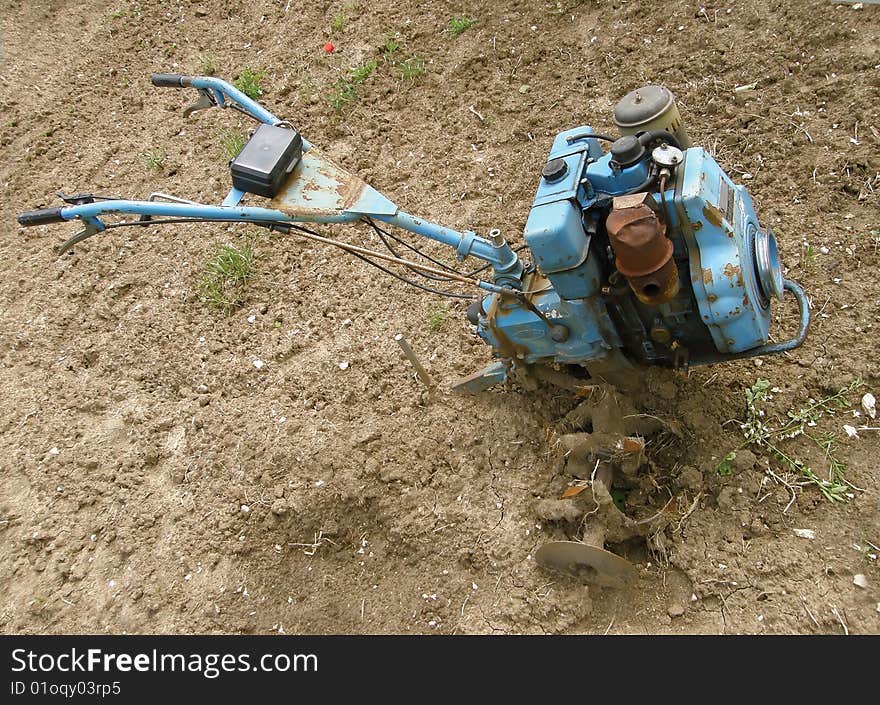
[606,193,678,305]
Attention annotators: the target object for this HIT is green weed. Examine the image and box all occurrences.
[800,242,817,272]
[350,59,378,84]
[331,13,347,32]
[446,17,476,37]
[198,54,216,76]
[198,240,255,312]
[219,128,248,162]
[718,378,863,503]
[234,67,266,99]
[396,55,427,80]
[426,302,449,332]
[381,36,401,60]
[139,147,166,171]
[328,80,358,113]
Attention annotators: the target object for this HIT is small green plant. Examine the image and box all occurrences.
[328,79,358,113]
[396,55,427,80]
[219,128,248,162]
[381,36,401,60]
[350,59,377,84]
[800,242,817,272]
[446,16,476,37]
[198,54,216,76]
[426,302,449,332]
[715,451,737,476]
[234,67,266,99]
[331,13,347,33]
[198,240,255,312]
[139,147,166,171]
[110,8,127,19]
[718,378,863,502]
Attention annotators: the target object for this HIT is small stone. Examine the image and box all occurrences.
[793,528,816,540]
[339,361,350,370]
[355,431,381,445]
[667,602,685,618]
[271,499,288,516]
[253,359,265,370]
[861,393,876,420]
[247,314,256,324]
[240,504,250,514]
[853,574,868,589]
[843,424,859,439]
[676,466,703,490]
[731,448,757,473]
[196,384,209,394]
[518,84,530,94]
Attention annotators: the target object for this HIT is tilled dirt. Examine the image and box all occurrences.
[0,0,878,634]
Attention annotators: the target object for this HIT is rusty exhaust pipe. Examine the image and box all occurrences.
[605,193,678,305]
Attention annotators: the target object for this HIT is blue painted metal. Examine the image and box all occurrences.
[268,146,397,219]
[524,126,599,301]
[221,187,246,207]
[676,148,770,353]
[475,284,621,366]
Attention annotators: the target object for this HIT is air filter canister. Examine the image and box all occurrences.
[613,85,691,149]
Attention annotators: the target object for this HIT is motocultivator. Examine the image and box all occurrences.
[19,74,810,587]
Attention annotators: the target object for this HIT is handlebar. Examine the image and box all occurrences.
[18,207,66,227]
[150,73,189,88]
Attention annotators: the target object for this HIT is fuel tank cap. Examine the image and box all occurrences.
[542,158,568,182]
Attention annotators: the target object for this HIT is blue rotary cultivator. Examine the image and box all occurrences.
[19,75,809,586]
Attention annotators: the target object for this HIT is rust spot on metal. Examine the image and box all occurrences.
[692,221,702,231]
[702,268,714,285]
[269,147,372,219]
[702,204,724,228]
[707,293,717,303]
[723,262,743,286]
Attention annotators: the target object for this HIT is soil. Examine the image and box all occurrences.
[0,0,878,635]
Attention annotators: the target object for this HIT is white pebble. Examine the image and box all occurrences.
[819,246,829,254]
[240,504,250,513]
[252,359,265,370]
[247,314,256,324]
[339,361,350,370]
[843,424,859,439]
[793,528,816,540]
[853,574,868,589]
[861,393,876,419]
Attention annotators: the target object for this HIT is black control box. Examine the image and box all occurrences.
[230,124,303,198]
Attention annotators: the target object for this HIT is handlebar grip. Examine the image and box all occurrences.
[151,73,187,88]
[18,207,65,227]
